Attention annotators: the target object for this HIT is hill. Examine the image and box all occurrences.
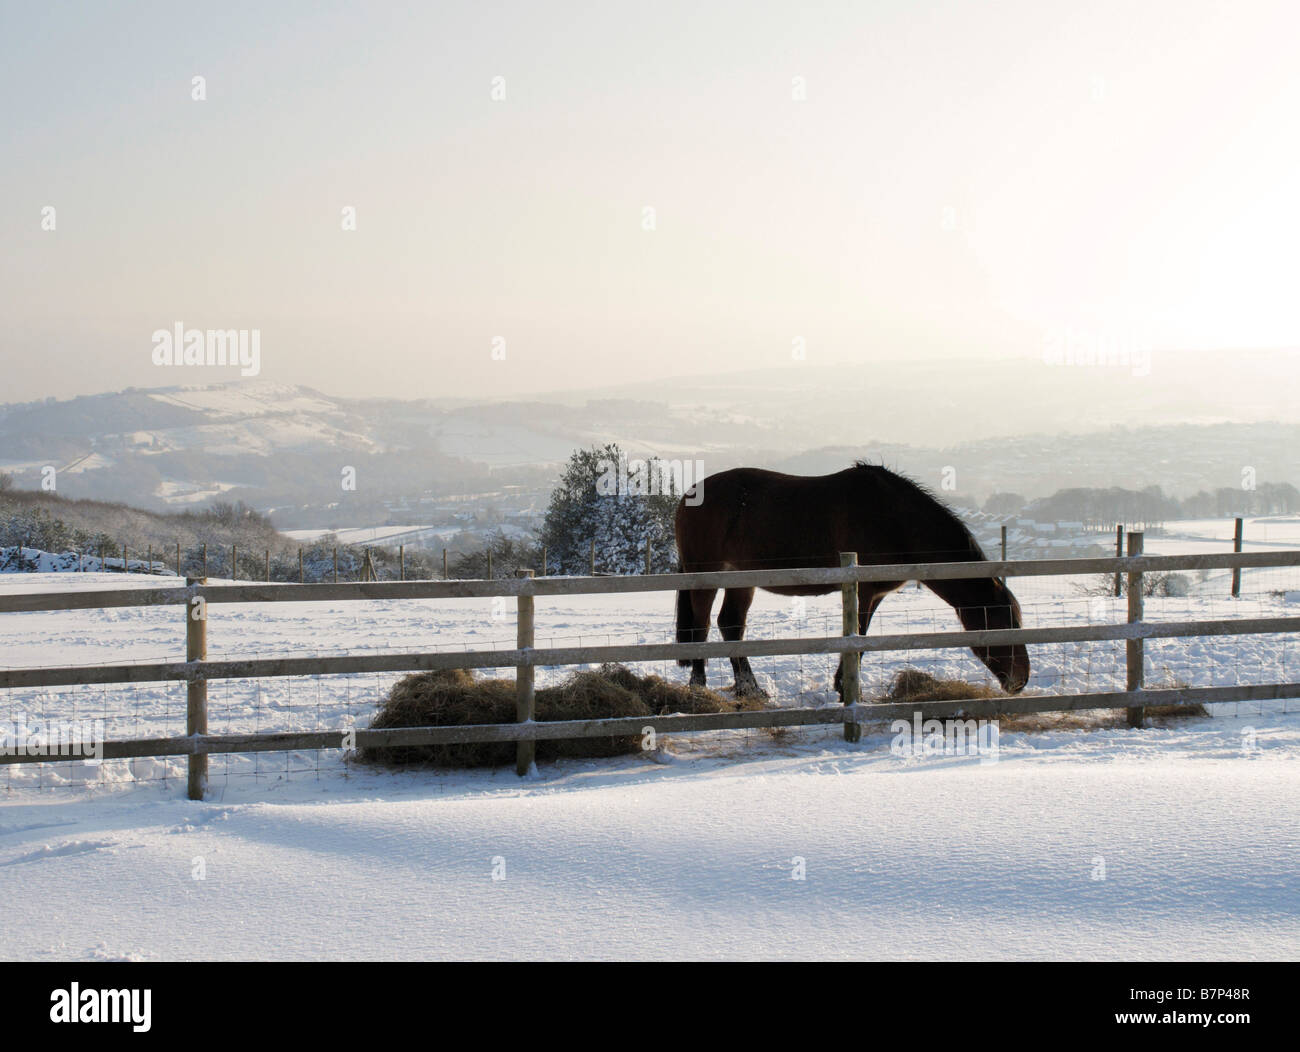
[1,354,1297,529]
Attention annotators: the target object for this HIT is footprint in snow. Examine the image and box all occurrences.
[1,839,119,866]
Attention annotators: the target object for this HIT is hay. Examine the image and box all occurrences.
[1143,704,1209,720]
[874,668,1209,731]
[1138,676,1209,721]
[876,667,1078,731]
[593,663,769,714]
[880,668,1001,704]
[359,664,754,768]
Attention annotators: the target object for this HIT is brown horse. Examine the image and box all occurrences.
[674,463,1030,700]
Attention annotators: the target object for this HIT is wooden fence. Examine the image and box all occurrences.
[5,515,1259,586]
[2,536,1299,800]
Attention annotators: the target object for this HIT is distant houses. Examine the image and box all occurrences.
[962,508,1112,558]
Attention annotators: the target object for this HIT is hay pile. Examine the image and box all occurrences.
[360,663,764,768]
[875,667,1207,729]
[880,668,1001,704]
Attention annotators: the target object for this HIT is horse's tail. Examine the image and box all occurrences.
[675,588,694,667]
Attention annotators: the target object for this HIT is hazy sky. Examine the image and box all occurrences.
[2,0,1298,403]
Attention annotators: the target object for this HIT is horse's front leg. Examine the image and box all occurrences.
[835,589,888,704]
[680,588,716,689]
[719,587,768,699]
[689,660,707,688]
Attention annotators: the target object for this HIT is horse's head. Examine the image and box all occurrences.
[955,578,1030,694]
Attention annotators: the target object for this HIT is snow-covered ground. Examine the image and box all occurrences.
[1155,516,1300,548]
[4,726,1298,961]
[282,524,477,546]
[1,527,1298,960]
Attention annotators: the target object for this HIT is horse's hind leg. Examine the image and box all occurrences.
[682,588,716,688]
[719,587,767,699]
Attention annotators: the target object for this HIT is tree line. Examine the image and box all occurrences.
[981,482,1300,526]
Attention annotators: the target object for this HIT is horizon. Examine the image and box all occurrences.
[2,344,1297,418]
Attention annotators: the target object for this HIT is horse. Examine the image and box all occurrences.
[673,463,1030,701]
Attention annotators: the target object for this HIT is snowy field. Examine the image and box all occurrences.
[281,524,464,546]
[1,519,1299,959]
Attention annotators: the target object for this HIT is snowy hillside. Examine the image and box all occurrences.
[4,364,1299,522]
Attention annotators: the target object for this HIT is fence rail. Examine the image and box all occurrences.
[4,615,1300,692]
[3,539,1299,798]
[2,548,1298,614]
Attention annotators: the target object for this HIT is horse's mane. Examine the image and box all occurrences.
[851,460,986,559]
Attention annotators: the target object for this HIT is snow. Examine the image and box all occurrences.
[1,556,1299,960]
[282,524,464,545]
[147,382,339,419]
[126,383,385,461]
[154,480,242,505]
[1,548,172,575]
[149,417,380,458]
[58,452,112,474]
[3,720,1298,961]
[1149,516,1300,553]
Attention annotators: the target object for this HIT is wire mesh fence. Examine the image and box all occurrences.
[2,548,1299,796]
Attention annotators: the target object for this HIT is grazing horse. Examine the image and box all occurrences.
[674,463,1030,700]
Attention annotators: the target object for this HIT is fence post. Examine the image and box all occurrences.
[232,544,237,581]
[186,576,208,800]
[265,549,270,582]
[542,546,547,576]
[333,547,338,583]
[1126,531,1144,729]
[399,544,405,581]
[443,548,448,580]
[1232,517,1243,597]
[122,543,128,574]
[590,539,596,575]
[515,569,536,776]
[840,552,862,742]
[646,537,652,575]
[298,548,304,584]
[1114,524,1124,597]
[202,543,207,578]
[1000,524,1007,562]
[147,545,152,575]
[487,549,493,580]
[176,541,181,577]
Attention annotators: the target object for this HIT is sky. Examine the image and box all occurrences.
[2,0,1298,404]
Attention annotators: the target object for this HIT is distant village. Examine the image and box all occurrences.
[963,509,1129,560]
